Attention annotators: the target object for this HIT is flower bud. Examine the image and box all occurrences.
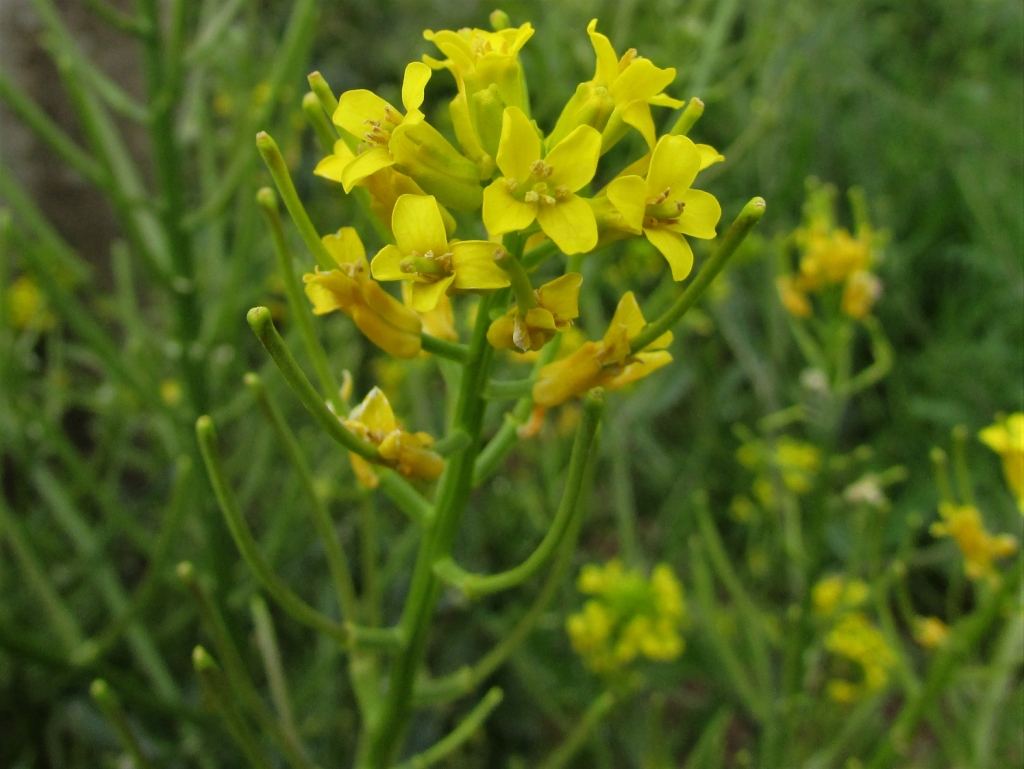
[390,121,483,212]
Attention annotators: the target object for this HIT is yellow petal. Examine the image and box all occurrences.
[644,226,695,281]
[321,227,366,266]
[361,281,423,334]
[370,244,407,281]
[334,90,395,136]
[313,143,354,183]
[606,350,673,392]
[606,175,648,233]
[495,106,541,181]
[545,125,601,192]
[697,144,725,170]
[536,194,598,255]
[586,19,620,85]
[424,30,475,72]
[350,306,422,359]
[410,275,456,312]
[348,386,397,434]
[619,151,652,179]
[609,58,676,104]
[606,291,646,341]
[676,188,721,239]
[483,179,537,234]
[487,312,518,350]
[648,93,685,108]
[451,241,510,290]
[303,271,352,314]
[341,145,395,193]
[620,100,658,150]
[349,454,380,489]
[646,135,701,200]
[533,342,603,407]
[391,194,449,257]
[402,62,431,115]
[536,272,582,323]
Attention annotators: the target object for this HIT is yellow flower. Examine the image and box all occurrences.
[343,387,444,487]
[487,272,582,352]
[605,135,722,280]
[314,139,457,239]
[775,437,821,494]
[841,270,882,319]
[567,559,686,672]
[403,283,458,343]
[777,275,812,318]
[979,413,1024,513]
[532,291,672,407]
[930,503,1017,582]
[797,226,872,290]
[423,22,534,166]
[824,612,895,703]
[548,19,683,154]
[303,227,423,359]
[913,616,949,650]
[482,106,602,254]
[332,62,432,191]
[333,63,482,212]
[370,194,509,312]
[7,275,56,331]
[812,575,870,618]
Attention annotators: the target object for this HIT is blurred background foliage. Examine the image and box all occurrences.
[0,0,1021,766]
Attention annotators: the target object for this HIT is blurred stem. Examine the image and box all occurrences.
[611,431,641,567]
[250,596,300,740]
[256,187,343,412]
[193,647,277,769]
[950,425,975,507]
[434,391,603,597]
[692,492,773,698]
[195,415,351,646]
[392,688,504,769]
[303,92,338,153]
[421,333,470,363]
[931,448,955,505]
[538,691,617,769]
[974,605,1024,767]
[630,197,765,353]
[837,316,892,398]
[90,680,156,769]
[358,495,381,625]
[244,372,358,619]
[177,563,315,769]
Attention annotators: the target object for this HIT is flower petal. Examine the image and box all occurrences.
[648,93,685,108]
[313,141,355,183]
[697,144,725,170]
[607,291,646,341]
[321,227,366,266]
[495,106,541,181]
[536,194,598,255]
[362,281,423,334]
[606,350,673,392]
[536,272,583,323]
[401,62,432,115]
[646,135,701,201]
[341,145,395,193]
[610,58,676,104]
[483,179,537,234]
[644,226,694,281]
[545,125,601,192]
[487,312,517,350]
[349,387,397,434]
[586,19,620,85]
[303,271,355,314]
[424,30,475,72]
[451,241,510,290]
[391,194,449,256]
[606,175,648,233]
[370,244,407,281]
[621,100,657,150]
[533,342,603,407]
[334,90,394,136]
[676,188,721,239]
[410,275,456,312]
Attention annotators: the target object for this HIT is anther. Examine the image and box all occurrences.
[553,185,571,200]
[505,178,519,193]
[540,195,557,206]
[524,191,539,203]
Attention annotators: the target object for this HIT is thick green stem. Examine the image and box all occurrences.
[364,291,500,766]
[630,197,765,353]
[303,91,338,153]
[670,97,705,136]
[434,390,603,597]
[421,333,470,363]
[195,415,351,646]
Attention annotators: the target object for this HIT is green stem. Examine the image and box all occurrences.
[421,333,470,363]
[246,306,377,459]
[250,595,300,745]
[244,372,358,618]
[494,246,538,310]
[303,91,338,153]
[193,647,277,769]
[670,97,705,136]
[365,290,500,766]
[950,425,975,507]
[392,688,504,769]
[308,71,340,119]
[538,691,617,769]
[256,132,336,271]
[195,415,351,646]
[484,377,535,400]
[520,239,560,270]
[256,188,343,411]
[434,390,603,597]
[837,316,892,398]
[90,680,157,769]
[630,197,765,353]
[176,564,316,769]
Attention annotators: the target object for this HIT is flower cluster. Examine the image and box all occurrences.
[812,575,895,703]
[734,433,821,511]
[777,181,882,321]
[979,412,1024,513]
[930,503,1017,584]
[566,559,686,673]
[6,275,56,331]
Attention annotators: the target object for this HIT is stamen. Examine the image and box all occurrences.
[524,191,540,203]
[553,185,571,200]
[506,178,519,193]
[653,188,670,204]
[540,194,557,206]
